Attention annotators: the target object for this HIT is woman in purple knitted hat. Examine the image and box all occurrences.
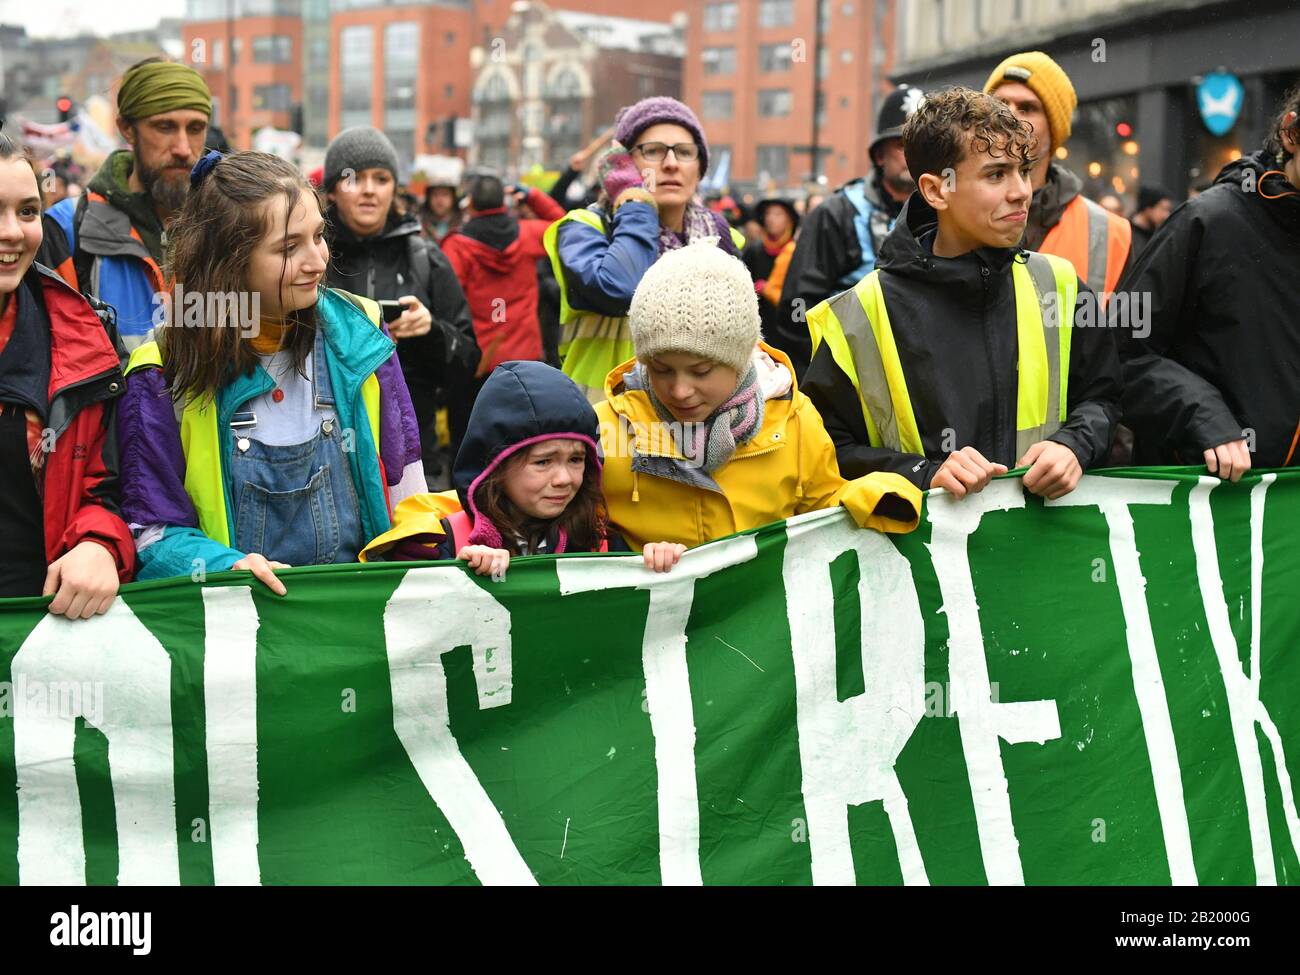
[541,95,746,402]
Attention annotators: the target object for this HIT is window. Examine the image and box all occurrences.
[758,88,792,117]
[384,22,418,167]
[252,83,291,111]
[702,3,737,32]
[446,31,456,45]
[236,0,300,13]
[310,37,329,67]
[340,25,373,129]
[252,35,292,64]
[476,72,512,104]
[702,46,735,76]
[701,90,733,120]
[758,0,794,28]
[476,69,514,166]
[384,22,418,118]
[758,43,791,72]
[546,68,582,99]
[547,67,584,164]
[445,84,454,99]
[756,145,789,185]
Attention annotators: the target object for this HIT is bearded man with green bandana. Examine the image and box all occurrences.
[40,57,211,351]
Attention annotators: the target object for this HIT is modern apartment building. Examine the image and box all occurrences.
[183,0,304,149]
[684,0,897,194]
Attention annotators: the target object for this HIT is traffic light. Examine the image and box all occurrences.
[1115,121,1133,138]
[56,95,74,122]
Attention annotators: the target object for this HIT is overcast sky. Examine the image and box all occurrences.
[0,0,185,38]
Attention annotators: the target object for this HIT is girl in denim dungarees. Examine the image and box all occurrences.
[117,152,426,594]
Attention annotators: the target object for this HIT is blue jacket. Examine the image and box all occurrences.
[554,201,661,317]
[44,194,164,352]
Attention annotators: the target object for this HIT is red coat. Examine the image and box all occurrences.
[34,265,136,580]
[441,188,566,376]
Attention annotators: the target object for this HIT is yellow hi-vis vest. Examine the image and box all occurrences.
[806,251,1079,461]
[543,206,747,402]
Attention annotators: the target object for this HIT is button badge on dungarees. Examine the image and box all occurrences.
[322,419,334,435]
[237,437,251,452]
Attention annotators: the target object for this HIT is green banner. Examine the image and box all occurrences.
[1,470,1298,885]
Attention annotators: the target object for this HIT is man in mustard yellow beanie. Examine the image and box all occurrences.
[984,51,1132,300]
[39,57,212,350]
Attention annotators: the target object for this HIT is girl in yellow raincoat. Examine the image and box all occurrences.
[596,239,922,571]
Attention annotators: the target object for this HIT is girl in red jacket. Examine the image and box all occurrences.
[0,134,133,615]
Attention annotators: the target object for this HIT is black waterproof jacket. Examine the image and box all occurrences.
[325,206,479,432]
[801,191,1123,489]
[1117,150,1300,467]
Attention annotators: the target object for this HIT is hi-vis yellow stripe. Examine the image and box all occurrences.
[125,342,232,545]
[807,272,924,455]
[1012,259,1050,431]
[808,253,1078,458]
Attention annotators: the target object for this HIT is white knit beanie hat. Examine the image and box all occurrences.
[627,239,761,376]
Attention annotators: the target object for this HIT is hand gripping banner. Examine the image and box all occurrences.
[1,470,1297,885]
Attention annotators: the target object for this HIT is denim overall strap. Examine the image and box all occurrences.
[226,327,367,565]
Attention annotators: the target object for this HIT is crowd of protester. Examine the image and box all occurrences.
[3,52,1296,615]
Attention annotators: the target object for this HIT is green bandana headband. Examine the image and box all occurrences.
[117,61,212,122]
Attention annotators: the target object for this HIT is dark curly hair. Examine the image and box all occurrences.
[902,86,1035,182]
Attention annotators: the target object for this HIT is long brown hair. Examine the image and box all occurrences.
[161,150,321,402]
[475,448,609,554]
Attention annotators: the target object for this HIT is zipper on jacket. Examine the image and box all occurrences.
[732,441,786,460]
[978,263,1008,462]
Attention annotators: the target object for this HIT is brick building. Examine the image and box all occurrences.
[182,1,304,151]
[180,0,683,166]
[684,0,896,194]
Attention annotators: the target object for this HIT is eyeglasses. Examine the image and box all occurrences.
[632,142,700,163]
